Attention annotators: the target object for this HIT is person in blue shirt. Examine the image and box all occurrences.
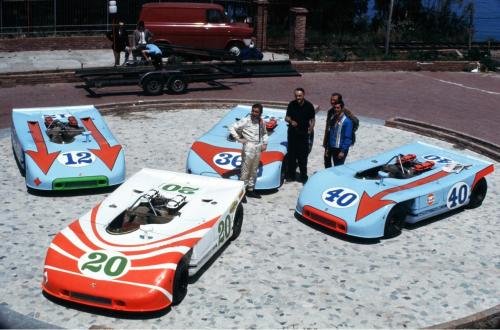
[142,43,163,68]
[323,99,353,167]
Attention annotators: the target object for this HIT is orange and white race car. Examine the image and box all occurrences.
[42,168,245,312]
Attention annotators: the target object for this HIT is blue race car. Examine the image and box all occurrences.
[186,105,288,190]
[11,105,125,191]
[296,142,494,238]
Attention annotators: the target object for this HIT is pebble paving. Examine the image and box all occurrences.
[0,108,498,328]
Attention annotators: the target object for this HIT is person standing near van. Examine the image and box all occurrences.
[129,21,153,60]
[229,103,268,198]
[106,19,130,66]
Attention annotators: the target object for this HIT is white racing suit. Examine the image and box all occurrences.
[229,116,268,191]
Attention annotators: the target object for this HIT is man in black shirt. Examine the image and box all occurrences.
[285,88,316,183]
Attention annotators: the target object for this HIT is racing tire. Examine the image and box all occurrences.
[384,204,406,238]
[142,75,164,96]
[230,204,244,241]
[226,42,245,57]
[167,76,188,94]
[172,253,190,306]
[467,178,487,209]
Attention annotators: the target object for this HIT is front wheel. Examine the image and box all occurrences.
[172,252,190,305]
[142,75,164,95]
[230,204,244,241]
[467,178,487,209]
[384,204,406,238]
[226,42,244,57]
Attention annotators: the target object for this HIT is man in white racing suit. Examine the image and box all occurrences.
[229,103,268,198]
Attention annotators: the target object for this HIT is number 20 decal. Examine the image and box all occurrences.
[78,250,130,280]
[322,187,359,208]
[217,215,232,245]
[446,182,469,209]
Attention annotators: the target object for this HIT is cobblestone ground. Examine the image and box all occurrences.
[0,108,498,328]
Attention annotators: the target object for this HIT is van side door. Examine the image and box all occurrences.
[202,8,230,49]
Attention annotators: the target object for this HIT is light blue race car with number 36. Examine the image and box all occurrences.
[296,142,494,239]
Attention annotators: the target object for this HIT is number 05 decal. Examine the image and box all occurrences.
[322,187,359,208]
[446,182,469,209]
[78,250,130,280]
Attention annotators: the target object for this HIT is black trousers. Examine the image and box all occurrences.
[287,132,309,180]
[324,147,348,168]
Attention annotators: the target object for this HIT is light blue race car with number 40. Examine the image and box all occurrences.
[11,105,125,191]
[296,142,494,239]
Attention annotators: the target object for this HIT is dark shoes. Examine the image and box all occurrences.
[300,176,308,184]
[246,190,261,199]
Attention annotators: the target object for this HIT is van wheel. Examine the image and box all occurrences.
[231,204,244,241]
[467,178,487,209]
[168,76,187,94]
[172,253,190,305]
[226,42,244,57]
[384,204,406,238]
[142,75,164,95]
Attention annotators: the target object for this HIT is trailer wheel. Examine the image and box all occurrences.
[142,75,164,95]
[168,76,187,94]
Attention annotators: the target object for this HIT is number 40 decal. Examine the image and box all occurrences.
[322,187,359,208]
[446,182,469,209]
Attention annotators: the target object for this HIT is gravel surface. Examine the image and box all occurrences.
[0,108,498,328]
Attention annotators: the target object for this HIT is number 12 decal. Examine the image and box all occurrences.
[446,182,469,209]
[57,151,95,167]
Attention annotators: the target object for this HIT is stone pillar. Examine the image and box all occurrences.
[254,0,269,51]
[289,7,308,55]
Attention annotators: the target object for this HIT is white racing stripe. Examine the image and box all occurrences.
[61,227,93,253]
[49,243,79,261]
[57,227,192,260]
[79,218,211,252]
[44,265,173,302]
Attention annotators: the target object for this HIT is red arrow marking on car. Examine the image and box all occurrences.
[80,117,122,170]
[25,121,60,175]
[191,141,284,176]
[355,170,450,221]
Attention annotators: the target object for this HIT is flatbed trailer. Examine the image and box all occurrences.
[75,59,300,96]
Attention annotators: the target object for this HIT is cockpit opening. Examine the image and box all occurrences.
[106,189,187,234]
[355,154,435,180]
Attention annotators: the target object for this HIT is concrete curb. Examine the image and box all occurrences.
[386,117,500,162]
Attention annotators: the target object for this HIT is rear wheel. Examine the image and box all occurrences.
[230,204,244,241]
[280,156,288,186]
[168,76,187,94]
[172,253,190,305]
[142,75,164,95]
[384,204,406,238]
[467,178,487,209]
